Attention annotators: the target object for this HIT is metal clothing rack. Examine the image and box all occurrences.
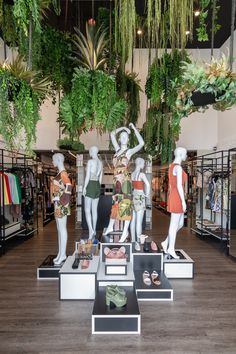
[189,150,230,243]
[0,149,39,255]
[227,148,236,258]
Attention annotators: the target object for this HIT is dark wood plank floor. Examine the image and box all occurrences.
[0,209,236,354]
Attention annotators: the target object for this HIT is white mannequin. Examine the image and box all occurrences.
[52,153,71,265]
[104,123,144,242]
[161,147,187,259]
[130,158,150,242]
[83,146,103,239]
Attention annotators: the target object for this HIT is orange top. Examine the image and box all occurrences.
[167,163,187,214]
[132,180,144,190]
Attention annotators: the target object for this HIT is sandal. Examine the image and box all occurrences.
[81,259,90,269]
[143,270,151,286]
[151,241,158,252]
[151,271,161,286]
[104,246,126,259]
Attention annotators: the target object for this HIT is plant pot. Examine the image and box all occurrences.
[191,91,216,106]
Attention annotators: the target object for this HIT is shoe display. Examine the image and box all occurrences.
[106,285,127,308]
[104,246,126,259]
[72,253,80,269]
[151,241,158,252]
[151,271,161,286]
[143,270,151,286]
[106,284,126,297]
[81,259,90,269]
[138,234,148,245]
[143,241,151,252]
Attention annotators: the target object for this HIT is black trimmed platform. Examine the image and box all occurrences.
[37,255,64,279]
[163,249,194,279]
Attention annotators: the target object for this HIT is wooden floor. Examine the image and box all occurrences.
[0,209,236,354]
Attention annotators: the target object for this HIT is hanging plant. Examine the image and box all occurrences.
[114,0,136,67]
[0,55,50,153]
[0,3,18,47]
[176,54,236,118]
[196,0,221,42]
[144,50,191,163]
[146,0,193,50]
[72,23,108,71]
[59,68,127,138]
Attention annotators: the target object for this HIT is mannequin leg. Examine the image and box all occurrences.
[119,220,130,243]
[136,209,145,241]
[54,216,68,265]
[161,213,184,254]
[104,218,115,235]
[91,198,99,239]
[177,213,184,232]
[84,196,94,239]
[166,213,183,259]
[53,218,61,263]
[130,210,136,242]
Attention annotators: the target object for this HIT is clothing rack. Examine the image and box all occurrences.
[0,149,39,254]
[189,150,230,243]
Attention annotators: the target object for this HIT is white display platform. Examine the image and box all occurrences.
[163,249,194,279]
[97,262,135,287]
[5,222,21,238]
[59,256,100,300]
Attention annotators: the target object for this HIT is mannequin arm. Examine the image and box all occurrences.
[175,165,186,212]
[142,173,151,198]
[110,127,130,152]
[60,171,72,206]
[83,160,91,196]
[127,123,144,159]
[99,161,103,185]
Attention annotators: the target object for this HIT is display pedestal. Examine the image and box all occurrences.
[37,255,64,279]
[92,286,140,334]
[132,245,173,301]
[163,249,194,279]
[59,256,100,300]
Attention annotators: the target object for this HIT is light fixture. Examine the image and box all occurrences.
[194,10,200,17]
[185,30,190,35]
[137,29,142,35]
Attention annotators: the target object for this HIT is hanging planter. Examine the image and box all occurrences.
[191,91,216,106]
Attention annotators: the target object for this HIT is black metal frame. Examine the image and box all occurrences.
[189,150,230,244]
[0,149,39,255]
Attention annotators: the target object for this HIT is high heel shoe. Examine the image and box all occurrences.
[106,286,127,308]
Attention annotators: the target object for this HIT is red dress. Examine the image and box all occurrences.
[167,163,187,214]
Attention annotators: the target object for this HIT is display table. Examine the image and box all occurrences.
[59,255,100,300]
[163,249,194,279]
[92,286,140,334]
[37,255,63,279]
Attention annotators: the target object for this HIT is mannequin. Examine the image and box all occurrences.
[83,146,103,239]
[161,147,187,259]
[104,123,144,242]
[130,158,150,242]
[52,153,72,265]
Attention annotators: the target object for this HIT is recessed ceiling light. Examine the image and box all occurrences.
[185,30,190,35]
[137,29,142,35]
[194,10,200,17]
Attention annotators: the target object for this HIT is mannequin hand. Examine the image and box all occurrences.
[123,127,131,134]
[182,201,187,213]
[129,123,136,130]
[82,188,86,197]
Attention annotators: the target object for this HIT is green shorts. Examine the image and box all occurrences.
[85,180,101,199]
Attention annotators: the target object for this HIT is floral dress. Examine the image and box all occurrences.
[111,150,132,221]
[51,170,72,218]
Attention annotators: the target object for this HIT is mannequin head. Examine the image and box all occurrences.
[52,153,65,168]
[174,147,187,161]
[119,131,129,146]
[135,157,145,170]
[89,146,99,159]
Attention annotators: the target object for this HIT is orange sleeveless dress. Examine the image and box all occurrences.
[167,163,187,214]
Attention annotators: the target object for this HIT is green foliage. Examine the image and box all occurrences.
[0,4,18,46]
[72,23,108,70]
[59,69,127,139]
[116,69,142,126]
[176,54,236,118]
[144,50,191,163]
[13,0,41,35]
[114,0,136,67]
[0,68,41,154]
[57,138,84,152]
[196,0,221,42]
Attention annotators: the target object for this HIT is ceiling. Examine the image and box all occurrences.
[47,0,236,49]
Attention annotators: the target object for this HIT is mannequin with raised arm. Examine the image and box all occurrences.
[130,157,150,242]
[51,153,72,265]
[83,146,103,239]
[161,147,187,259]
[104,123,144,243]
